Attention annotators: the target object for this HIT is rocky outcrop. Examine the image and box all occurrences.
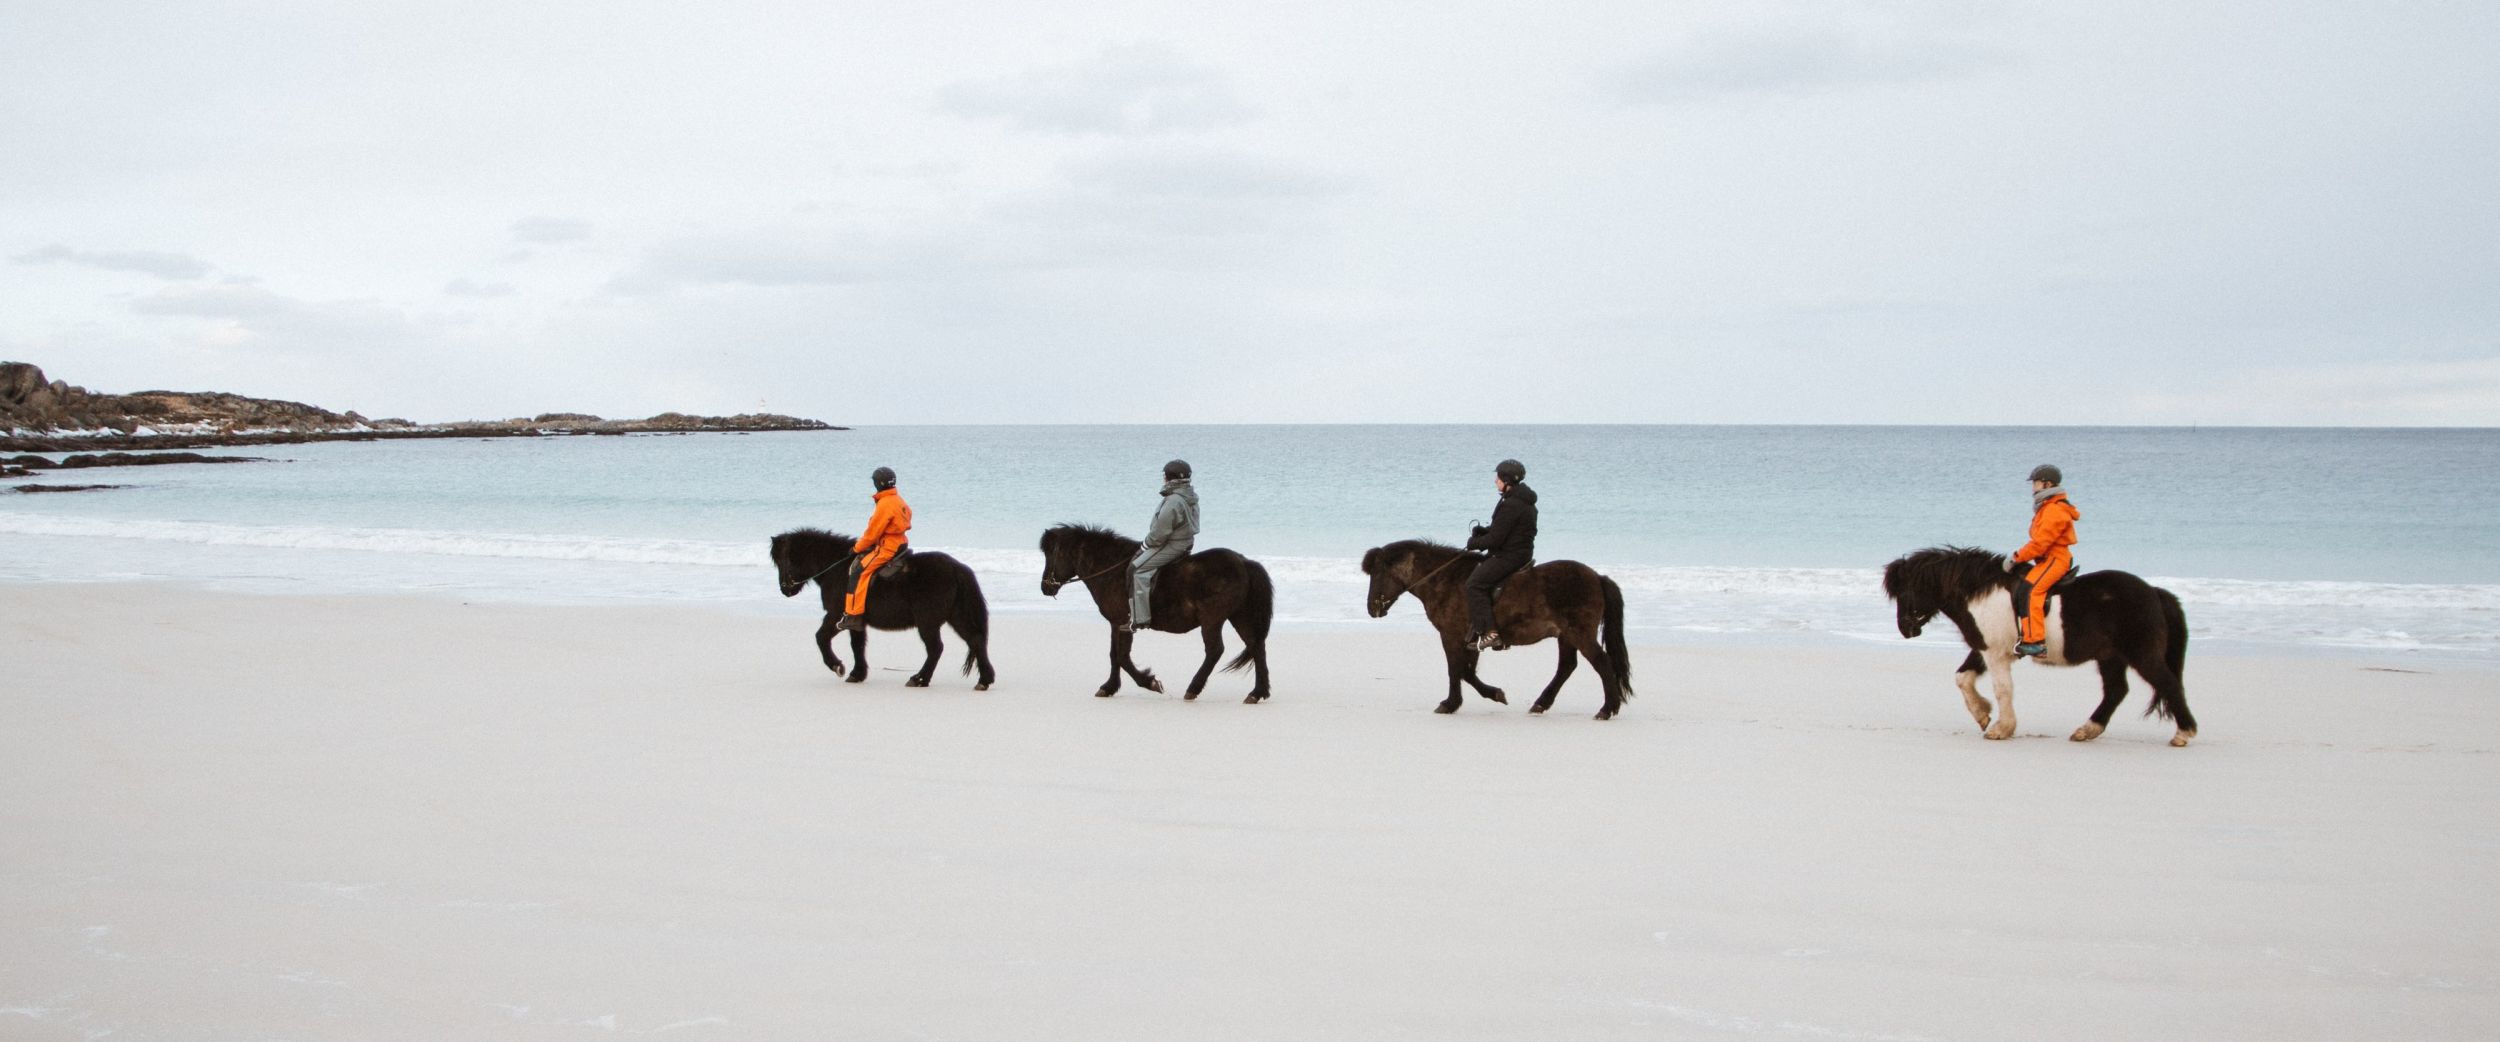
[0,362,840,452]
[6,451,270,470]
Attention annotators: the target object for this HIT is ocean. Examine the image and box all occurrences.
[4,425,2496,659]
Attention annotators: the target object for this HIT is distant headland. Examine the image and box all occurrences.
[1,361,840,455]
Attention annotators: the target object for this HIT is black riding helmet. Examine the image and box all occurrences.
[1495,459,1526,484]
[1164,459,1191,480]
[2028,464,2061,486]
[872,466,897,491]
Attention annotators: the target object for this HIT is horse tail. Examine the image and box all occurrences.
[1601,575,1635,700]
[954,561,991,676]
[1222,559,1274,673]
[2148,586,2189,720]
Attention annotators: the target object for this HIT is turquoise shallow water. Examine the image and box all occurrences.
[4,425,2496,657]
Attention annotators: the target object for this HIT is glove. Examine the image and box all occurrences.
[2005,556,2025,573]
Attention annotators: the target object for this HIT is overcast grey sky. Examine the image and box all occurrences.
[4,0,2494,425]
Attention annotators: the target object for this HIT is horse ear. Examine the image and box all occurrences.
[1360,547,1379,575]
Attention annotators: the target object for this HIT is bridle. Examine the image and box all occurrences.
[1044,545,1129,589]
[800,551,860,585]
[1373,549,1474,611]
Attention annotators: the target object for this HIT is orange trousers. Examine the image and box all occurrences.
[845,547,898,616]
[2020,551,2072,645]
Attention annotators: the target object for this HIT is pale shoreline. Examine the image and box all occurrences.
[5,583,2496,1039]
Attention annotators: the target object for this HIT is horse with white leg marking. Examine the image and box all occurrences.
[1881,546,2196,746]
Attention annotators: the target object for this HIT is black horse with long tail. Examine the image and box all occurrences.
[770,528,996,690]
[1037,523,1274,703]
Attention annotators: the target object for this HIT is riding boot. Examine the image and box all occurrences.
[2015,641,2045,657]
[836,613,867,632]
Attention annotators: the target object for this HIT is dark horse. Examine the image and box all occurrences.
[1360,540,1634,720]
[1036,524,1274,703]
[770,528,996,690]
[1882,546,2195,746]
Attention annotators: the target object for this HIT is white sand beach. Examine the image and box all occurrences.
[4,583,2496,1040]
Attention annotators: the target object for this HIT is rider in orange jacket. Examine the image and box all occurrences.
[2010,463,2078,657]
[838,466,912,631]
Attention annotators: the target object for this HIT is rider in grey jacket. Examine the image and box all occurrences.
[1124,459,1200,632]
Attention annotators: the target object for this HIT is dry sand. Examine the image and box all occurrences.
[4,583,2496,1040]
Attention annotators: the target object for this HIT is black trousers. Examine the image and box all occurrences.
[1465,554,1529,636]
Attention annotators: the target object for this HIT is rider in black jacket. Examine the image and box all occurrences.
[1464,459,1537,650]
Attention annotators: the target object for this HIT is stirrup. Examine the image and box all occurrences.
[1469,631,1502,651]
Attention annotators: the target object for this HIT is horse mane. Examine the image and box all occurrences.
[776,527,859,549]
[1039,522,1139,555]
[1363,538,1483,575]
[1882,545,2015,606]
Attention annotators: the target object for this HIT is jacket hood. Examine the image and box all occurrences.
[1162,480,1197,505]
[1504,482,1536,506]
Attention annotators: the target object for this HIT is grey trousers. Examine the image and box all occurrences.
[1130,540,1194,626]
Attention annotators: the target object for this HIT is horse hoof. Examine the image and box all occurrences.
[1594,708,1615,721]
[974,682,990,692]
[2070,722,2104,742]
[1243,693,1265,704]
[1144,679,1165,694]
[1434,702,1460,715]
[1094,687,1116,698]
[2171,730,2196,747]
[1528,703,1549,715]
[844,673,868,685]
[1983,725,2013,740]
[1483,688,1507,705]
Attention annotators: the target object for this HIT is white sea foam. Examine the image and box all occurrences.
[4,512,2494,655]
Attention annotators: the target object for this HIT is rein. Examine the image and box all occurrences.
[1407,551,1474,590]
[802,551,860,584]
[1051,553,1130,587]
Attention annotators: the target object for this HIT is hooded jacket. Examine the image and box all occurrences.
[2013,490,2078,564]
[854,487,913,556]
[1467,482,1538,558]
[1144,479,1200,550]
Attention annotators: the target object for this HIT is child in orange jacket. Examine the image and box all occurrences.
[838,466,912,631]
[2010,463,2078,657]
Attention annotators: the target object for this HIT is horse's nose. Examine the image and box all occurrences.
[1040,581,1060,597]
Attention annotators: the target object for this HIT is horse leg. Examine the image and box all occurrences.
[1530,642,1579,715]
[1241,625,1270,705]
[955,620,995,691]
[844,627,870,684]
[815,615,847,678]
[1435,635,1469,714]
[2072,659,2130,741]
[1460,649,1507,706]
[2136,659,2197,747]
[1955,650,1990,731]
[1184,622,1222,701]
[1982,648,2017,739]
[1568,632,1623,720]
[1096,629,1127,698]
[905,622,943,688]
[1120,627,1164,694]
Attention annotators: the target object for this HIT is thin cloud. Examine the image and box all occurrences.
[607,230,918,296]
[1610,26,2005,104]
[443,278,515,298]
[938,44,1254,136]
[510,217,593,244]
[15,242,212,280]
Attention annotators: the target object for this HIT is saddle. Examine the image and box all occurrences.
[2008,560,2077,621]
[848,544,912,581]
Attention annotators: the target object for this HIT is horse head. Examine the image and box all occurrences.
[1038,528,1069,597]
[1360,546,1403,617]
[770,533,807,597]
[1884,546,2008,639]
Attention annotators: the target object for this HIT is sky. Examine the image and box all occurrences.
[3,0,2495,425]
